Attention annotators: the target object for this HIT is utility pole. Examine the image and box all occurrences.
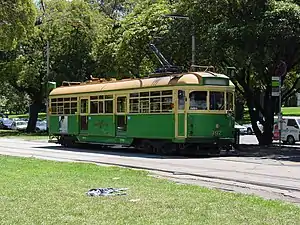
[46,40,50,130]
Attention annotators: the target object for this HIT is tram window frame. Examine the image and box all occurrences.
[209,91,225,110]
[189,91,207,110]
[50,97,78,115]
[117,96,127,113]
[129,90,173,114]
[89,94,114,114]
[178,90,185,110]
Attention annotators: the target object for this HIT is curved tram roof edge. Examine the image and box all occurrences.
[49,72,235,96]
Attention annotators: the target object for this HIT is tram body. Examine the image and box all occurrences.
[48,71,236,154]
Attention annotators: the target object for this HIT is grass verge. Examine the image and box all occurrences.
[0,130,48,140]
[8,113,46,120]
[0,156,299,225]
[239,107,300,124]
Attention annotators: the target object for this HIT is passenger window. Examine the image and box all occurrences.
[105,100,113,113]
[210,92,225,110]
[117,96,127,113]
[178,90,185,110]
[189,91,207,110]
[90,101,98,114]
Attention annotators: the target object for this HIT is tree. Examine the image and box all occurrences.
[0,0,37,50]
[173,0,300,145]
[0,0,113,132]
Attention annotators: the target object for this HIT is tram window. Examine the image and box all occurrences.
[150,97,160,113]
[130,99,139,113]
[51,98,57,102]
[178,90,185,110]
[210,92,225,110]
[80,99,88,114]
[140,92,149,97]
[64,98,70,101]
[105,100,113,113]
[105,95,113,99]
[189,91,207,110]
[99,95,104,99]
[99,101,104,113]
[51,103,57,114]
[130,93,139,98]
[64,102,70,114]
[140,98,149,113]
[226,92,234,110]
[150,91,160,96]
[71,97,77,101]
[162,97,173,112]
[90,96,98,100]
[71,102,77,114]
[117,97,127,113]
[90,101,98,114]
[162,90,172,96]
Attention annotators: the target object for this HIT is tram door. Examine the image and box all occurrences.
[175,90,187,138]
[79,97,89,133]
[115,95,128,137]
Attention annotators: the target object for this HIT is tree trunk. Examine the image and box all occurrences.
[247,86,274,146]
[26,100,42,133]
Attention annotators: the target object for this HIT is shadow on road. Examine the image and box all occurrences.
[233,145,300,162]
[33,142,300,162]
[34,144,190,159]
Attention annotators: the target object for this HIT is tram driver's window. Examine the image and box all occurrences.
[189,91,207,110]
[178,90,185,110]
[210,92,225,110]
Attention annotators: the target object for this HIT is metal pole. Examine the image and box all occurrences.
[191,23,195,69]
[46,40,49,130]
[278,77,282,150]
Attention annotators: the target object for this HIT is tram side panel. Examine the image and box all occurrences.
[186,113,235,144]
[127,114,174,140]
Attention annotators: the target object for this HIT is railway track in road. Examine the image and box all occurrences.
[0,138,300,205]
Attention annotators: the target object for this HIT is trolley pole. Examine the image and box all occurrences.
[163,14,195,69]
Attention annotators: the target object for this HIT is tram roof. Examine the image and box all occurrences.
[49,72,234,96]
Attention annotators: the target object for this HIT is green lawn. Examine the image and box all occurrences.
[8,112,46,120]
[239,107,300,124]
[0,130,48,140]
[0,156,299,225]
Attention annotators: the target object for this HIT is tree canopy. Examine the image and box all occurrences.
[1,0,300,144]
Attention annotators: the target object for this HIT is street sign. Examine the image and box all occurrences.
[272,76,280,96]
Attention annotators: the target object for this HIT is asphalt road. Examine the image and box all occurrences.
[0,137,300,205]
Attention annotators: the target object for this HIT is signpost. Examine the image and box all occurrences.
[273,61,287,150]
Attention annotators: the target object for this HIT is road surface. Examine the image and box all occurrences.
[0,137,300,205]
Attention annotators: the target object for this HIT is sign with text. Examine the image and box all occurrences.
[272,76,280,97]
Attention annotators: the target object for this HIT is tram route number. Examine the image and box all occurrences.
[212,130,221,136]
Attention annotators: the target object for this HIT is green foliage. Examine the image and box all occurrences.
[0,0,37,50]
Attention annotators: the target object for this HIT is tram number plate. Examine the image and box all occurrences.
[212,130,221,136]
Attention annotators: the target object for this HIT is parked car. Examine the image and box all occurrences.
[36,120,47,132]
[243,121,264,135]
[234,122,247,135]
[0,118,13,129]
[10,121,28,131]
